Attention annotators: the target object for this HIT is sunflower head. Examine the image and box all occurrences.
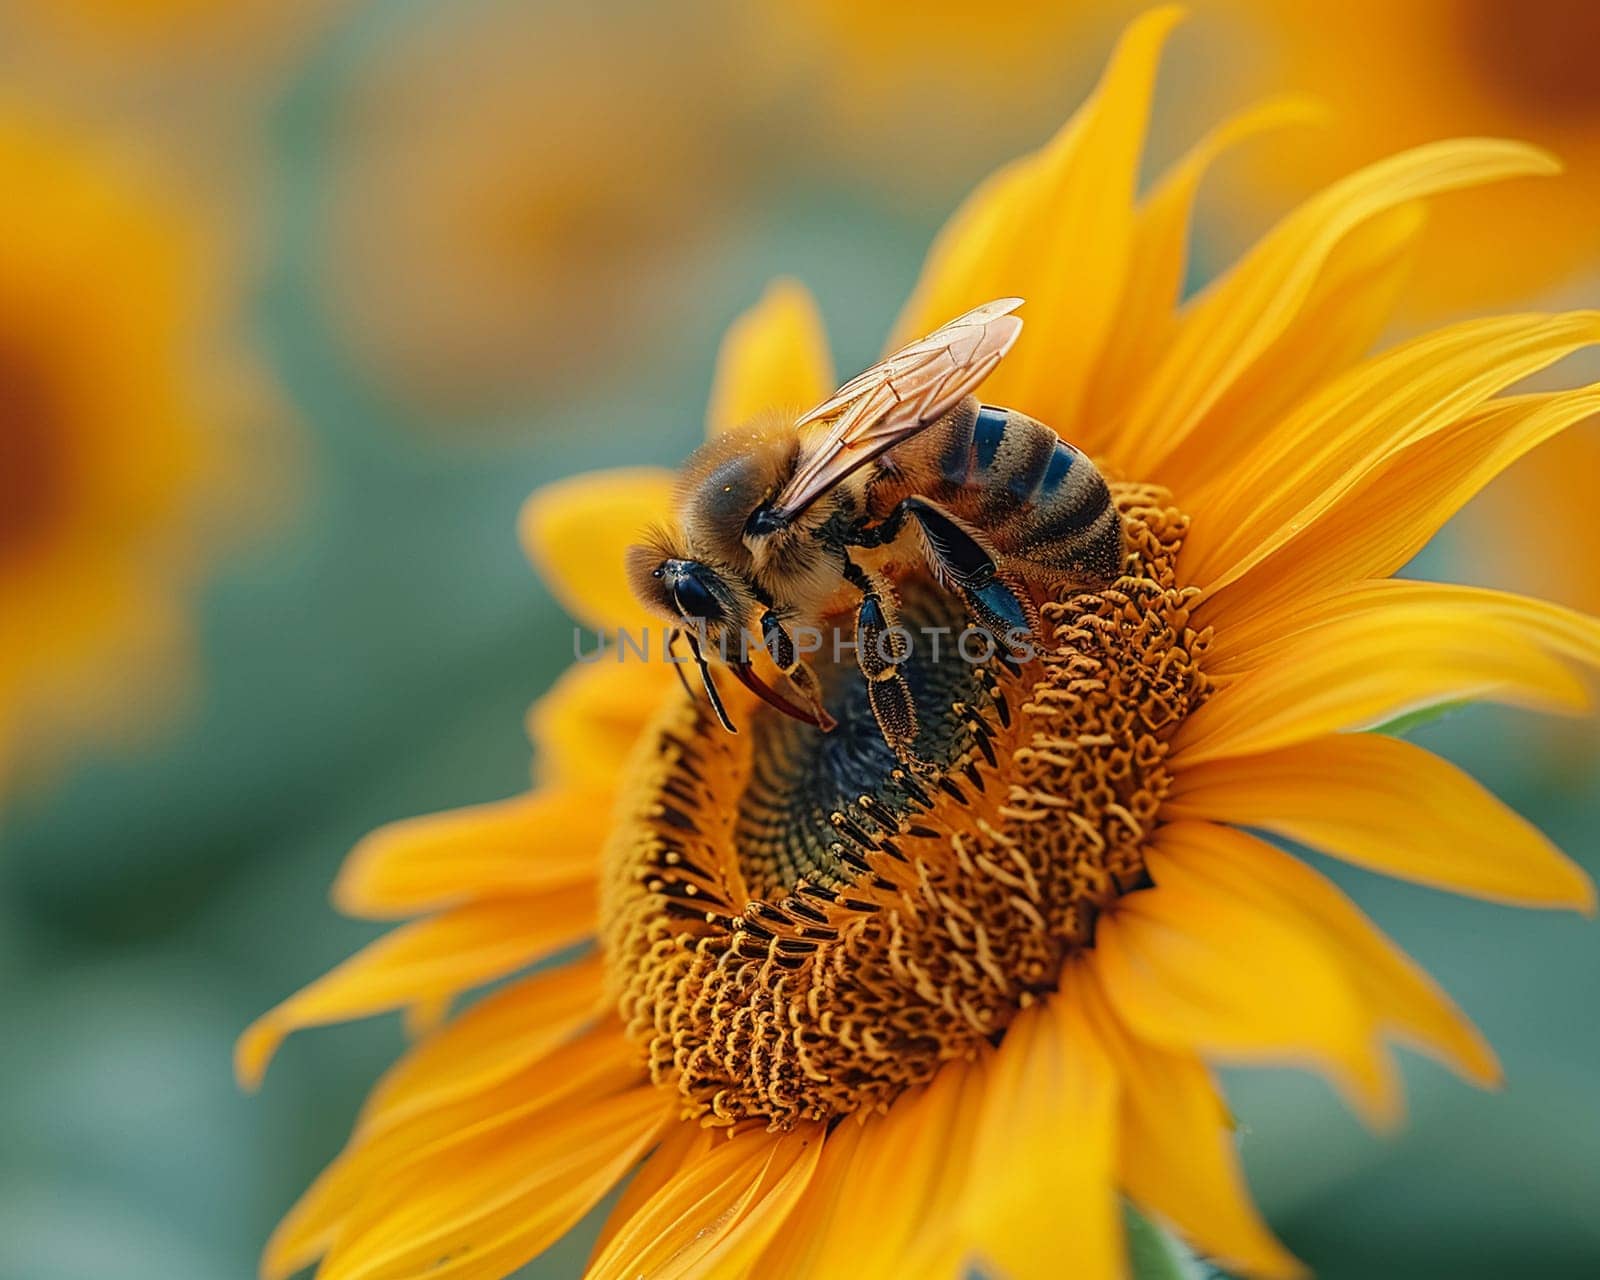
[604,482,1206,1127]
[241,10,1600,1280]
[0,108,264,788]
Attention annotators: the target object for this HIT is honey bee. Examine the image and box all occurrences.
[626,297,1122,758]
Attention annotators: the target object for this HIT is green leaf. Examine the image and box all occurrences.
[1125,1203,1222,1280]
[1369,699,1470,738]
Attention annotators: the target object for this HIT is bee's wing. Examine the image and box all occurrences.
[767,297,1024,519]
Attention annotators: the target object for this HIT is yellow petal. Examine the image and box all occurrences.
[401,993,451,1040]
[235,886,596,1089]
[366,1023,639,1175]
[317,1084,670,1280]
[527,655,674,791]
[519,466,677,632]
[1154,822,1502,1086]
[705,278,834,436]
[1072,961,1305,1280]
[587,1126,825,1280]
[772,1057,988,1279]
[1205,384,1600,646]
[589,1121,716,1263]
[1356,582,1600,677]
[360,952,607,1130]
[750,1117,870,1280]
[264,1018,634,1280]
[333,789,611,920]
[1083,95,1325,437]
[1183,311,1600,590]
[964,995,1124,1280]
[1166,737,1595,913]
[892,5,1181,433]
[1156,201,1424,493]
[1117,138,1560,476]
[1172,603,1590,766]
[1095,852,1400,1129]
[1211,573,1600,685]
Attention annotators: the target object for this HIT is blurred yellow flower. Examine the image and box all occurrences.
[0,112,260,788]
[1215,2,1600,746]
[241,10,1600,1279]
[1469,423,1600,618]
[0,0,345,300]
[325,1,740,419]
[751,0,1143,197]
[1226,0,1600,312]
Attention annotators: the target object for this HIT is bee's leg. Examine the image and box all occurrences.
[895,496,1037,656]
[758,610,837,732]
[841,558,919,758]
[844,501,908,548]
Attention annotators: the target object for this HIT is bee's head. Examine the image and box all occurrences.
[625,530,754,648]
[625,526,830,736]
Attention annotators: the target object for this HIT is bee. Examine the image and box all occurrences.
[626,297,1122,758]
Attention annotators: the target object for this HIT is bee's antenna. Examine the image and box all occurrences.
[670,627,738,734]
[666,627,698,702]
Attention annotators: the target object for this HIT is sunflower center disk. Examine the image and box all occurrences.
[601,482,1209,1126]
[0,338,64,559]
[1459,0,1600,122]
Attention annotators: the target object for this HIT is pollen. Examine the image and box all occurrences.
[600,482,1209,1126]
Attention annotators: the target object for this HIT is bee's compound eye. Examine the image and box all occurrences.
[672,570,722,622]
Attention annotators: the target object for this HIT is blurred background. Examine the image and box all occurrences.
[0,1,1595,1277]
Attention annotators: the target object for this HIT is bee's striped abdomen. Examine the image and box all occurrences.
[966,404,1120,582]
[941,404,1055,509]
[878,397,1122,587]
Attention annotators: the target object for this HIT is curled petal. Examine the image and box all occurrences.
[1210,578,1600,686]
[360,952,607,1130]
[1204,384,1600,643]
[1155,201,1424,492]
[1152,822,1503,1084]
[589,1121,716,1263]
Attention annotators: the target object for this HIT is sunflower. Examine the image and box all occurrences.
[1221,0,1600,313]
[0,110,247,790]
[239,9,1600,1278]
